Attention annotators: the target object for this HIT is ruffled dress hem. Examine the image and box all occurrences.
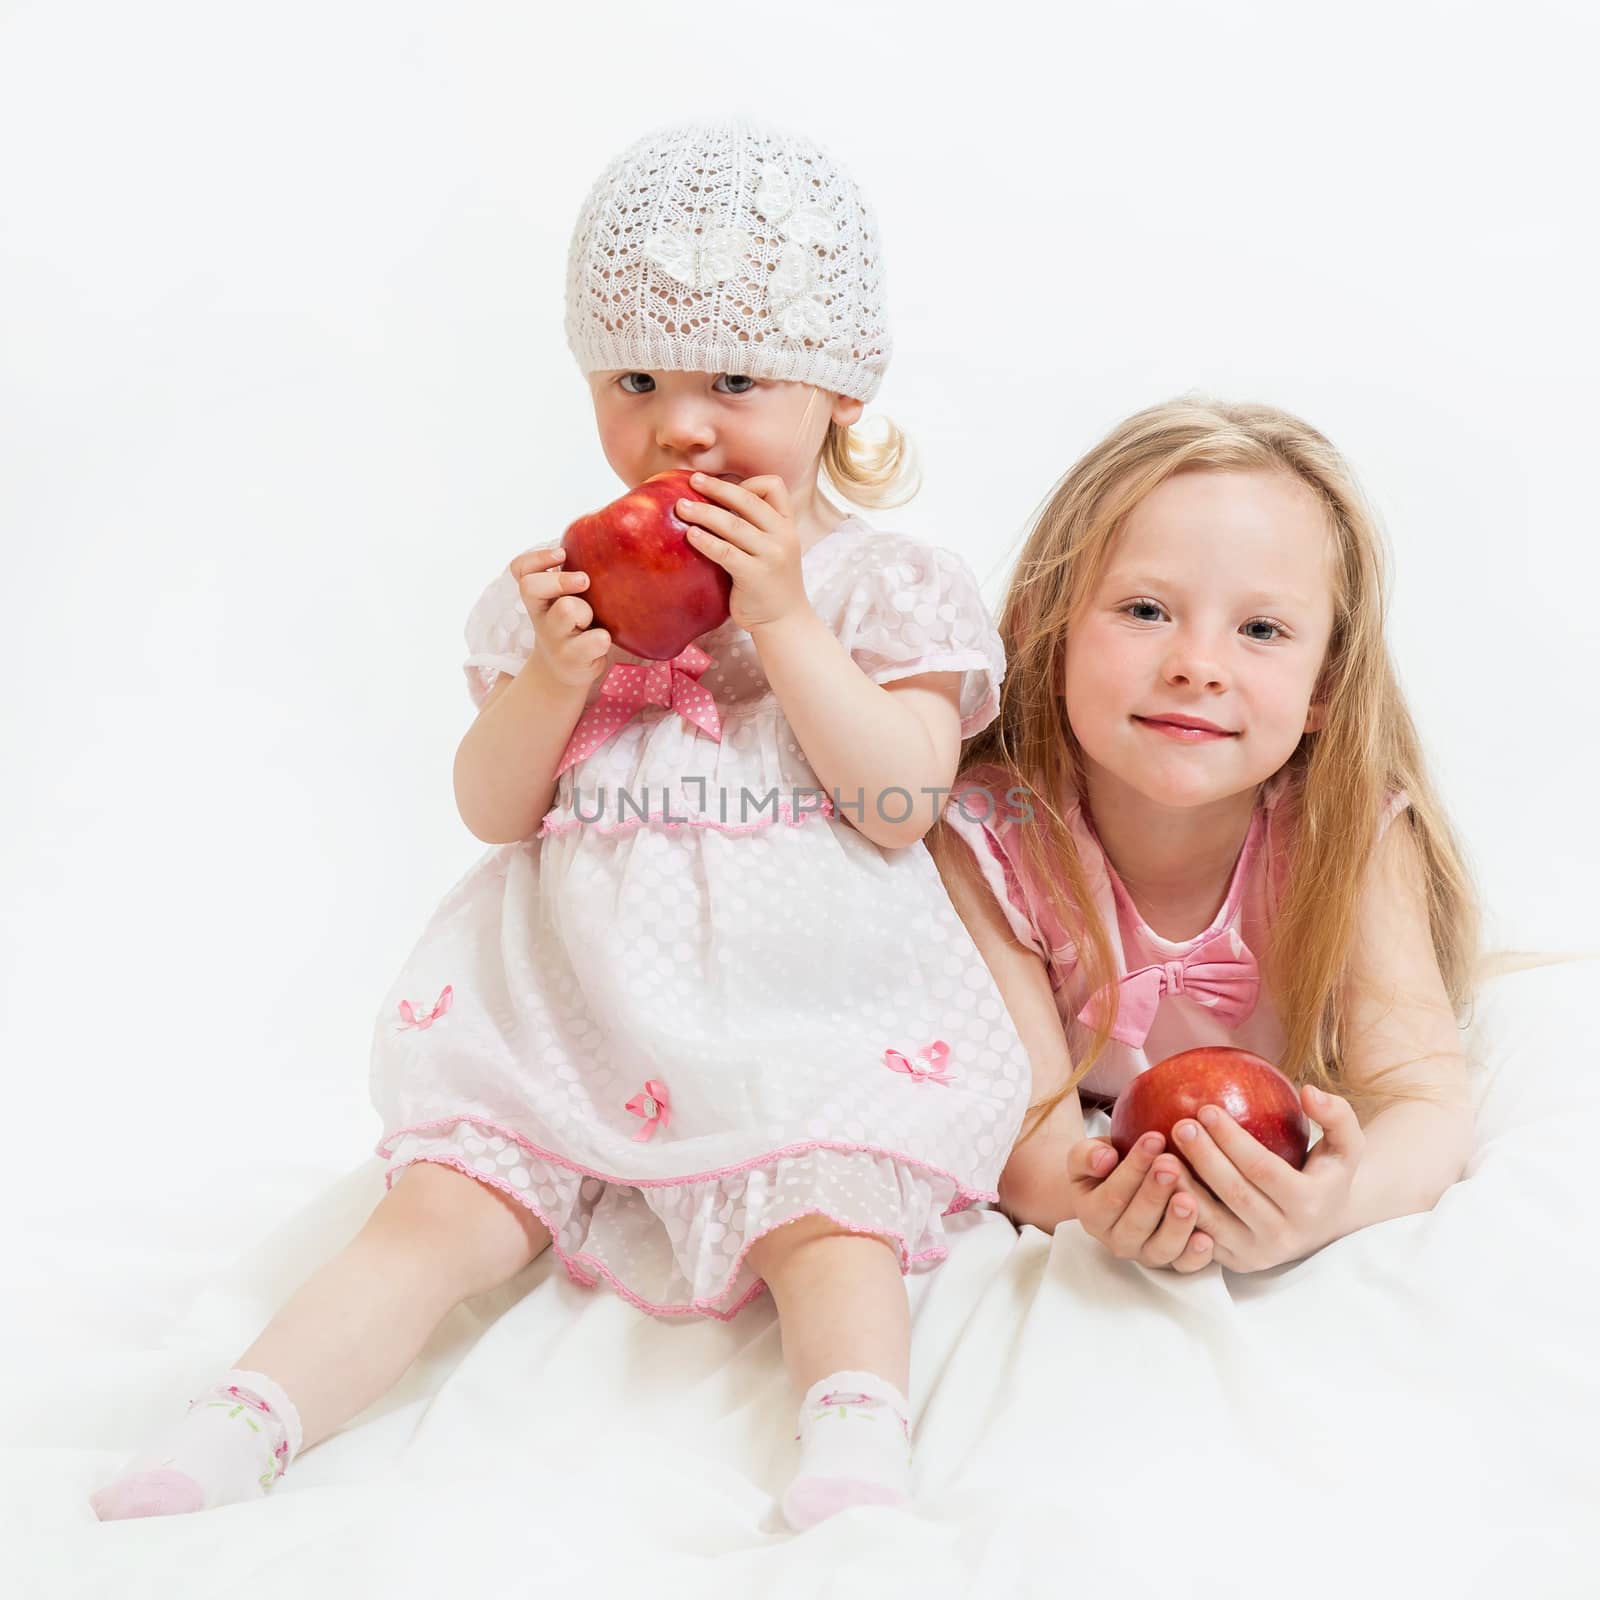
[375,1115,992,1322]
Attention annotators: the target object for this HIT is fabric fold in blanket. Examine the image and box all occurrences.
[5,960,1597,1599]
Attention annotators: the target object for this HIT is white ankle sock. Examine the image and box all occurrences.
[90,1369,304,1521]
[781,1368,913,1530]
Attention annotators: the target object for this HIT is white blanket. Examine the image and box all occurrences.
[7,958,1598,1600]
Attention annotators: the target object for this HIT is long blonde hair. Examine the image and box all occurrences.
[928,396,1481,1141]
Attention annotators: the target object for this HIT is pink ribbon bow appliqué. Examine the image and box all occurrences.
[397,984,453,1031]
[883,1040,956,1085]
[625,1079,671,1141]
[555,645,723,779]
[1077,927,1260,1049]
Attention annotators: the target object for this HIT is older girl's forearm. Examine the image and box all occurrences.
[999,1160,1082,1232]
[748,609,950,849]
[1329,1099,1474,1240]
[452,659,591,844]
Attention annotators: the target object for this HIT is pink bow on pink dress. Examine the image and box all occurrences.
[1077,927,1260,1049]
[555,646,723,778]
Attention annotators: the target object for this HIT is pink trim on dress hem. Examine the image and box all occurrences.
[377,1113,985,1209]
[383,1152,952,1322]
[374,1114,992,1211]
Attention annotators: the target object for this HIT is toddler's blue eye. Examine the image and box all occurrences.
[619,373,655,394]
[716,374,755,394]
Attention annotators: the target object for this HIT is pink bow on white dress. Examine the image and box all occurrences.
[882,1040,956,1085]
[555,646,722,778]
[397,985,453,1031]
[625,1079,671,1141]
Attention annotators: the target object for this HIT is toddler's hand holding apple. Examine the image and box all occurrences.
[674,472,810,634]
[509,544,613,691]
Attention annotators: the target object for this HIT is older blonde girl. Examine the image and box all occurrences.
[933,397,1478,1274]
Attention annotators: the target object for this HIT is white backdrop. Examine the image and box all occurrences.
[3,1,1596,1270]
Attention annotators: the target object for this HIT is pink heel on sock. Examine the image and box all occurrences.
[782,1474,909,1530]
[91,1468,207,1521]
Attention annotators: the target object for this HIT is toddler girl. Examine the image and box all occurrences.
[90,118,1030,1531]
[931,398,1479,1273]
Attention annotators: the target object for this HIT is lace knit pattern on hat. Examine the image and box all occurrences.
[564,118,892,403]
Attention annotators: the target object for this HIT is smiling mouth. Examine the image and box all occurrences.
[1133,715,1240,740]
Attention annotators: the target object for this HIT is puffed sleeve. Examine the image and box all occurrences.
[941,763,1087,996]
[461,566,535,712]
[840,536,1005,738]
[940,766,1053,962]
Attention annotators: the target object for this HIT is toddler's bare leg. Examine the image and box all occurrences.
[236,1161,553,1452]
[747,1214,910,1398]
[748,1214,914,1528]
[92,1162,551,1519]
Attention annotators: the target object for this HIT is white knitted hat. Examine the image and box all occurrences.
[564,118,892,403]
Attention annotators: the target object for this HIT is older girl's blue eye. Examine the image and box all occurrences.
[1126,600,1165,621]
[1242,619,1284,641]
[619,373,655,393]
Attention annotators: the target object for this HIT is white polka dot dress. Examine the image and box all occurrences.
[368,517,1031,1320]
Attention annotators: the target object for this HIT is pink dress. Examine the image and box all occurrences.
[940,764,1411,1102]
[367,516,1032,1320]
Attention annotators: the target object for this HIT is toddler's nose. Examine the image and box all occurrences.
[656,405,715,453]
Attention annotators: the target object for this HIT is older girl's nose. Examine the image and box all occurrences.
[1162,636,1228,691]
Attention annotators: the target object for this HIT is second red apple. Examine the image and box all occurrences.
[1107,1045,1312,1170]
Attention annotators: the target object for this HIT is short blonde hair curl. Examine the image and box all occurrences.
[819,414,922,510]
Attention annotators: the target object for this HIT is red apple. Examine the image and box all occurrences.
[560,470,734,660]
[1108,1046,1311,1170]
